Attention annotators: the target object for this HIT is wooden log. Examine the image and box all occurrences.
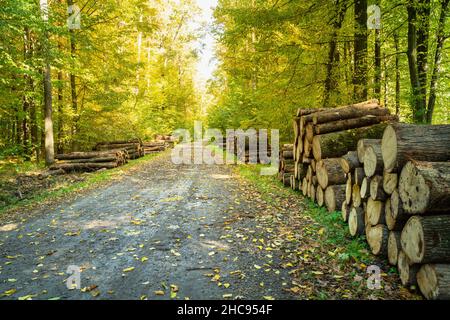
[312,175,318,187]
[357,139,380,164]
[370,175,387,201]
[294,162,307,180]
[367,198,386,226]
[309,182,316,201]
[345,174,353,205]
[316,158,346,189]
[366,224,389,256]
[399,161,450,215]
[57,157,118,164]
[390,189,408,222]
[352,184,362,208]
[417,264,450,300]
[354,167,365,186]
[312,123,389,162]
[360,177,371,199]
[301,178,308,196]
[306,165,313,182]
[312,100,381,124]
[383,171,398,195]
[282,150,294,159]
[340,151,360,174]
[363,141,383,177]
[282,173,292,186]
[303,138,312,158]
[56,151,121,160]
[381,123,450,173]
[341,202,351,223]
[388,231,402,265]
[398,250,419,287]
[316,185,325,207]
[349,207,365,236]
[296,108,328,117]
[305,123,314,142]
[314,114,396,135]
[325,184,346,213]
[49,162,118,172]
[311,159,316,173]
[401,215,450,264]
[385,198,406,231]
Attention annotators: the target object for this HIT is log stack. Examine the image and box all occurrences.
[94,139,144,159]
[278,144,294,187]
[50,150,128,172]
[279,101,450,299]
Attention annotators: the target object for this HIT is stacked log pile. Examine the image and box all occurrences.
[50,150,128,172]
[279,101,450,299]
[94,139,144,159]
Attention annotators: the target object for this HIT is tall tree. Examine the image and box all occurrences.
[353,0,368,101]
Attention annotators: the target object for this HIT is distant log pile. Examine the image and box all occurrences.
[216,134,272,164]
[94,139,144,159]
[143,135,176,155]
[278,100,450,300]
[50,150,128,172]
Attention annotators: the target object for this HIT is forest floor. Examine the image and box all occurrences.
[0,151,420,300]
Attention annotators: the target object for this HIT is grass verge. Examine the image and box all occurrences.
[236,163,371,262]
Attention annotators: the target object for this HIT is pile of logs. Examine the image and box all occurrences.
[279,100,450,299]
[94,139,144,160]
[50,150,128,172]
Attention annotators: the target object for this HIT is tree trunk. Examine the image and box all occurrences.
[401,215,450,264]
[381,123,450,172]
[394,31,401,116]
[399,161,450,215]
[314,114,396,135]
[417,264,450,300]
[370,175,387,201]
[312,101,380,124]
[316,158,347,189]
[325,184,346,213]
[353,0,368,101]
[398,250,419,287]
[340,151,360,174]
[67,0,79,151]
[312,123,387,160]
[349,206,365,236]
[388,231,402,265]
[366,224,388,256]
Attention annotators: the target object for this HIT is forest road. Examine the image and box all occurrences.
[0,152,294,300]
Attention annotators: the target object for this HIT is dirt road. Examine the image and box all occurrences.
[0,153,294,300]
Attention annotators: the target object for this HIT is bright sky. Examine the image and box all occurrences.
[194,0,218,82]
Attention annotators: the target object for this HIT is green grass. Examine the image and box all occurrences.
[237,163,370,262]
[0,153,162,215]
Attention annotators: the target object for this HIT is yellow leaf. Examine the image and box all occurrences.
[223,283,230,288]
[222,294,232,299]
[140,295,147,300]
[254,265,261,269]
[263,296,275,300]
[141,257,148,263]
[154,290,165,296]
[18,294,35,300]
[123,267,135,273]
[3,289,16,296]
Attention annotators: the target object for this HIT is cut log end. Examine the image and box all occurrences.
[417,264,450,300]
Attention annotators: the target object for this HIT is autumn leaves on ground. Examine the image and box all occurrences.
[0,152,418,300]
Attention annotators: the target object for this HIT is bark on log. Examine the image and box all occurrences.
[325,184,346,213]
[49,162,118,172]
[381,123,450,173]
[398,250,419,287]
[366,224,389,256]
[349,207,365,236]
[314,114,396,135]
[417,264,450,300]
[56,151,121,160]
[296,108,328,117]
[388,231,402,265]
[340,151,360,174]
[342,202,351,222]
[354,167,365,186]
[370,175,387,201]
[385,197,407,231]
[312,124,388,161]
[316,158,347,189]
[383,171,398,195]
[367,198,386,226]
[399,161,450,215]
[312,100,381,124]
[401,215,450,264]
